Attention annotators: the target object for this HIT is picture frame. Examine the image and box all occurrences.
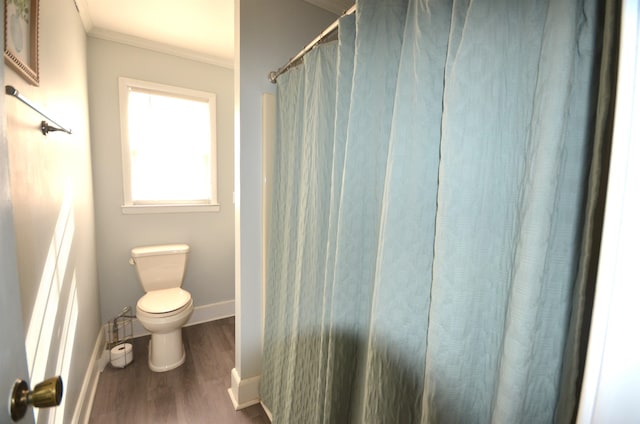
[4,0,39,86]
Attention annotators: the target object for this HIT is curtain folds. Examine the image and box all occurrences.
[261,0,610,422]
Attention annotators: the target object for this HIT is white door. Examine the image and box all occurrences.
[0,187,33,424]
[0,8,34,421]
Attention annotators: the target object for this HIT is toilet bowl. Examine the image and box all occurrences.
[130,244,194,372]
[136,287,193,371]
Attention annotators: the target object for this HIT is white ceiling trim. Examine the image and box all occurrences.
[74,0,233,69]
[87,28,234,69]
[73,0,93,32]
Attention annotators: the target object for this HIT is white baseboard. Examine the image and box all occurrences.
[261,401,273,422]
[228,367,261,410]
[188,299,235,326]
[72,325,106,424]
[132,299,235,338]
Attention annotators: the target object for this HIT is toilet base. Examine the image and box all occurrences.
[147,328,186,372]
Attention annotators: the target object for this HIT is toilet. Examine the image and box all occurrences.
[130,244,194,372]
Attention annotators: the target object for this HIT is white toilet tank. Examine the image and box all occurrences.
[130,244,190,292]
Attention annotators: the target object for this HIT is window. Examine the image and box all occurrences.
[118,77,218,213]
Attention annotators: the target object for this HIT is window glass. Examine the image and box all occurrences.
[119,78,218,211]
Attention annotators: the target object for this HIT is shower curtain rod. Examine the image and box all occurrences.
[268,4,356,83]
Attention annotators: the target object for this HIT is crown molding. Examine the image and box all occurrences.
[87,28,234,69]
[73,0,94,32]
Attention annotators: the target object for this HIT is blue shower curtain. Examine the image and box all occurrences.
[262,0,602,422]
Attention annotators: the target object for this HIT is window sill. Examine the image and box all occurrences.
[121,204,220,214]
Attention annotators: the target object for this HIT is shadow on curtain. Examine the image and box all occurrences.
[261,0,613,422]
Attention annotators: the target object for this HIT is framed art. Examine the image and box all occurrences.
[4,0,39,85]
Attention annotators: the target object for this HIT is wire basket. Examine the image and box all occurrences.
[107,306,135,368]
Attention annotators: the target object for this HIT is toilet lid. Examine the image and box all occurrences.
[137,288,191,314]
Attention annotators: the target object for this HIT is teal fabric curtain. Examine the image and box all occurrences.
[261,0,604,422]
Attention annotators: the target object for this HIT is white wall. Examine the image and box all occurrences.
[87,38,235,324]
[231,0,336,407]
[4,1,100,422]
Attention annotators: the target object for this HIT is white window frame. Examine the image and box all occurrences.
[118,77,219,214]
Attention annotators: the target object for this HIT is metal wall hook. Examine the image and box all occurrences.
[41,121,67,135]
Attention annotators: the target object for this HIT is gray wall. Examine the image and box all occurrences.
[87,38,235,324]
[4,1,100,422]
[234,0,336,392]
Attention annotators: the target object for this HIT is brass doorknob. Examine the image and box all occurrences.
[10,376,63,421]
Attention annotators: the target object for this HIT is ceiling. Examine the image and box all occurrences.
[76,0,352,69]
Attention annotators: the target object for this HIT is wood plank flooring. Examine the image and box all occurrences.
[89,317,270,424]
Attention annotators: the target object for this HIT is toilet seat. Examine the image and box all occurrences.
[137,287,192,316]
